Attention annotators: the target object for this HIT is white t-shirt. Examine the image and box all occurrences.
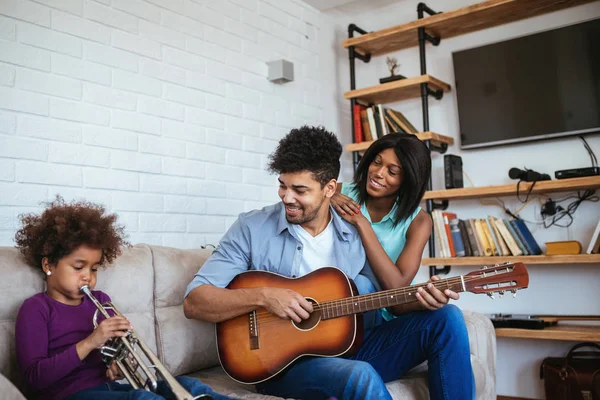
[291,217,337,277]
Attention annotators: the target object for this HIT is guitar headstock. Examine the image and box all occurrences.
[464,262,529,299]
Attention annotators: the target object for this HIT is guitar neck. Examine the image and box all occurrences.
[320,276,466,320]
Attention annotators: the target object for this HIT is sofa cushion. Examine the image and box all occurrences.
[0,247,46,391]
[95,244,158,355]
[150,245,219,376]
[0,371,26,400]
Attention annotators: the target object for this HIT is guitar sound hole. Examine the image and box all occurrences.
[293,298,321,331]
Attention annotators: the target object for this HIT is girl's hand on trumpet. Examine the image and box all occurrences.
[106,361,125,381]
[76,316,133,360]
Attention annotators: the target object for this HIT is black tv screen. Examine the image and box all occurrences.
[453,18,600,150]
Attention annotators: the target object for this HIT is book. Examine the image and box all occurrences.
[442,212,458,257]
[483,218,499,256]
[449,218,465,257]
[366,107,377,140]
[377,104,388,136]
[494,218,523,256]
[352,104,364,143]
[475,219,493,256]
[458,219,473,257]
[545,241,582,255]
[467,219,483,257]
[586,219,600,254]
[372,106,384,138]
[503,219,529,255]
[432,210,450,258]
[512,219,542,255]
[384,109,406,133]
[488,216,510,256]
[360,109,373,142]
[502,219,529,256]
[384,115,396,134]
[388,109,418,134]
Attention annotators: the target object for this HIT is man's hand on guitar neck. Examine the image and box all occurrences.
[261,287,314,323]
[415,276,460,311]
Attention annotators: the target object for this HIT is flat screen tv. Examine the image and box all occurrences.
[453,18,600,150]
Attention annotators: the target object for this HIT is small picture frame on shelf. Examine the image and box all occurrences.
[379,56,406,84]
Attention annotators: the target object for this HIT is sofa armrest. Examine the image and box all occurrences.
[462,310,496,399]
[0,373,26,400]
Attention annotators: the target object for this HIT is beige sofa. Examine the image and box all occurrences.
[0,244,496,399]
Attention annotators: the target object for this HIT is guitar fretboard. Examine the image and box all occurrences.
[319,277,465,320]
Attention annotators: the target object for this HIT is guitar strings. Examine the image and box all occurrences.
[252,276,468,325]
[254,275,485,318]
[251,274,512,325]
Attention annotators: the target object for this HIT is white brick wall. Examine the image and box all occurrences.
[0,0,333,248]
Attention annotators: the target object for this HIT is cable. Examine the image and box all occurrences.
[542,190,599,228]
[516,179,537,203]
[463,170,545,219]
[515,196,545,215]
[461,169,597,229]
[579,136,598,167]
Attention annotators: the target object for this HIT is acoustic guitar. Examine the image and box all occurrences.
[216,262,529,384]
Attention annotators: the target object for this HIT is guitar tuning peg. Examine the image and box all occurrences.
[511,289,517,298]
[498,291,505,297]
[487,293,495,300]
[480,265,488,270]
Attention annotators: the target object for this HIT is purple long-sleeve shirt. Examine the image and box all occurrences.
[15,291,112,400]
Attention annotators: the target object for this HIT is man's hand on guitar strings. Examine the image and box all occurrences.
[260,287,314,323]
[415,276,460,311]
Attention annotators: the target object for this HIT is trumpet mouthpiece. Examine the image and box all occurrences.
[79,285,90,294]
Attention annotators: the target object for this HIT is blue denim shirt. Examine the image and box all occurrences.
[185,202,382,308]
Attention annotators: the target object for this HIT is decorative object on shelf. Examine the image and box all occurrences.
[379,57,406,84]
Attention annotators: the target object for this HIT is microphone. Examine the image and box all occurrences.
[509,167,551,182]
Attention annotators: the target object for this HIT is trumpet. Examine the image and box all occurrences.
[80,285,211,400]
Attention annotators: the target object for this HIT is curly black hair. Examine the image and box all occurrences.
[14,196,129,272]
[268,125,342,187]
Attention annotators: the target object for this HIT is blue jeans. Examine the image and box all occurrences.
[65,376,233,400]
[256,305,474,400]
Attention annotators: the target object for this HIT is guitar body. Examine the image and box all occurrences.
[216,267,363,384]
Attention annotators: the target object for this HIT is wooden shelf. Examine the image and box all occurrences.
[423,176,600,201]
[346,131,454,152]
[496,324,600,341]
[342,0,597,56]
[422,254,600,266]
[344,74,451,104]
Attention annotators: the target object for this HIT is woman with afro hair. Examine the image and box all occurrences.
[14,196,232,400]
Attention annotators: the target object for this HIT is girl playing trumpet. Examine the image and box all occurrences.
[14,197,232,400]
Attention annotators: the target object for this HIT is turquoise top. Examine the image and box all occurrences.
[341,182,421,321]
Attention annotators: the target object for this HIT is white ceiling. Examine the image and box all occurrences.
[300,0,360,11]
[299,0,401,15]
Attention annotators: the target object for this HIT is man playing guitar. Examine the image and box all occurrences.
[183,126,474,400]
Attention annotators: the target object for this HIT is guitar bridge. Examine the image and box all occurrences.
[249,310,259,350]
